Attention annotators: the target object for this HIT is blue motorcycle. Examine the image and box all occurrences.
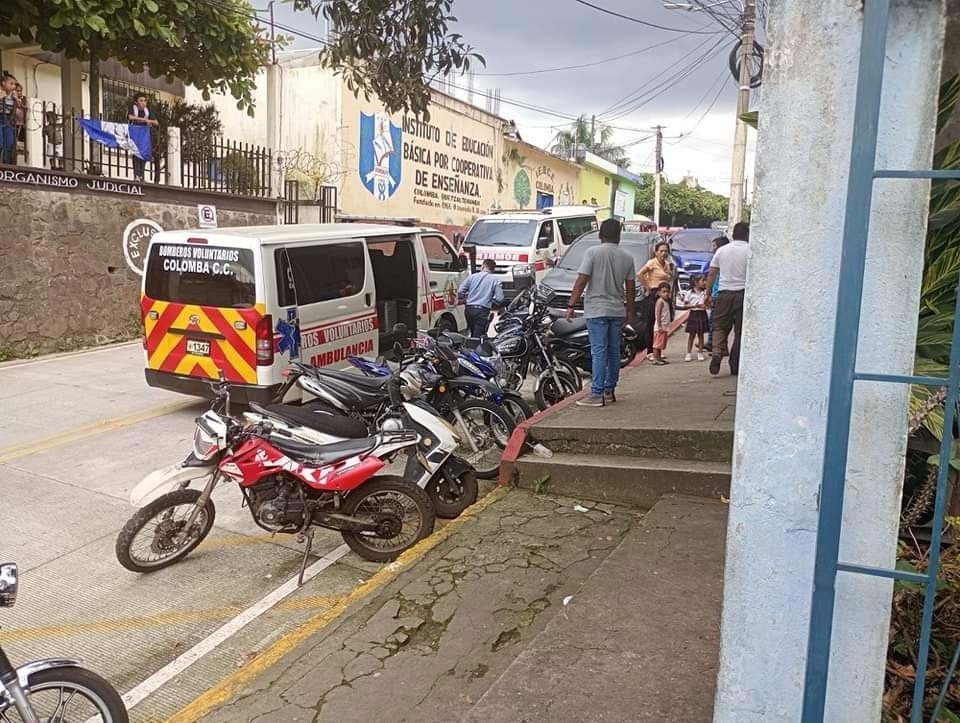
[347,341,534,424]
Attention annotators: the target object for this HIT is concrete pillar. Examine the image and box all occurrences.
[25,117,43,170]
[713,2,946,722]
[265,63,284,196]
[60,58,83,172]
[166,126,182,186]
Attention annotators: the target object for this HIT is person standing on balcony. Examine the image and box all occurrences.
[127,93,158,181]
[566,218,637,407]
[458,258,504,338]
[0,74,17,165]
[706,222,750,376]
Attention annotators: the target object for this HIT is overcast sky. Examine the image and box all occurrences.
[264,0,759,196]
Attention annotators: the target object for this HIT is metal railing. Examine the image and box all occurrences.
[181,133,272,197]
[39,102,157,181]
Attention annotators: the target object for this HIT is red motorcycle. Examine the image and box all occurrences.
[115,376,435,575]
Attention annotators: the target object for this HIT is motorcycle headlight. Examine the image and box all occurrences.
[193,419,221,460]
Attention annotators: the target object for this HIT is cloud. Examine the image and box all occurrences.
[269,0,757,195]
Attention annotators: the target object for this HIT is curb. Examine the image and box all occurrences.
[498,311,690,486]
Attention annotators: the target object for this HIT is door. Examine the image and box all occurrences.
[141,240,263,385]
[420,232,468,331]
[536,191,554,209]
[535,220,556,273]
[275,240,377,369]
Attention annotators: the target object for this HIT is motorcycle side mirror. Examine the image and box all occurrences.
[0,562,19,607]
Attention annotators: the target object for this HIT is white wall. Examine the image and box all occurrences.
[713,1,945,721]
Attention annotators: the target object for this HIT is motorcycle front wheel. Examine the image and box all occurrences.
[499,391,534,424]
[452,400,516,479]
[426,457,479,519]
[15,665,129,722]
[340,476,435,562]
[535,370,580,411]
[115,488,216,573]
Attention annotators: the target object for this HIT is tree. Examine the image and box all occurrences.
[292,0,484,119]
[633,173,728,227]
[2,0,270,117]
[2,0,481,120]
[550,115,631,168]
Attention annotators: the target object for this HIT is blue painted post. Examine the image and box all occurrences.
[800,0,892,719]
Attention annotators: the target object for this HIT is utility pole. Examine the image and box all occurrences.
[653,125,664,229]
[728,0,756,227]
[590,114,596,151]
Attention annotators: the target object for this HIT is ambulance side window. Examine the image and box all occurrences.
[276,243,366,305]
[275,249,297,306]
[421,234,458,271]
[556,216,597,245]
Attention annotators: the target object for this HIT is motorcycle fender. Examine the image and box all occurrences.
[14,658,82,689]
[403,401,460,448]
[130,459,214,507]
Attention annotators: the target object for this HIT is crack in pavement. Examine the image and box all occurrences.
[201,491,644,723]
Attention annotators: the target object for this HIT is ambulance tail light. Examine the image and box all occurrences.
[256,314,274,366]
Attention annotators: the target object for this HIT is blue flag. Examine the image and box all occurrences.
[78,119,152,161]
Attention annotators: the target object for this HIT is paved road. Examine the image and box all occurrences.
[0,343,399,721]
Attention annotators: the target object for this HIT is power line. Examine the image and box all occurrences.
[470,35,692,77]
[573,0,723,34]
[598,35,728,121]
[676,71,731,139]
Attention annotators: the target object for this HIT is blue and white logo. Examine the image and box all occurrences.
[359,112,402,200]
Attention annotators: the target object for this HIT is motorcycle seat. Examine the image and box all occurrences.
[551,317,588,336]
[260,403,369,438]
[311,367,390,390]
[268,433,379,465]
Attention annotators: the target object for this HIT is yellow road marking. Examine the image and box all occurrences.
[0,400,199,465]
[166,486,510,723]
[0,596,342,643]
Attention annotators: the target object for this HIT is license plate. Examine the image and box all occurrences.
[186,339,210,356]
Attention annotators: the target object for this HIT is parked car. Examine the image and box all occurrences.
[541,231,663,315]
[669,228,725,282]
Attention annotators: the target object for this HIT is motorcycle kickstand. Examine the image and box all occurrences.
[296,527,315,586]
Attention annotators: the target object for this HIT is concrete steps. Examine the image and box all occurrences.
[516,452,731,509]
[530,424,734,463]
[463,495,726,722]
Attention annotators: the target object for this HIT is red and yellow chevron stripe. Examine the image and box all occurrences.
[140,296,265,384]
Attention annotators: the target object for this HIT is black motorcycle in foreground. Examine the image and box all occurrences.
[0,563,128,722]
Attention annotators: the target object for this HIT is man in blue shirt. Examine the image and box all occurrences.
[458,259,504,337]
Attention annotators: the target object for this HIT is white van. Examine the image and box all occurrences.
[461,206,599,297]
[140,223,468,403]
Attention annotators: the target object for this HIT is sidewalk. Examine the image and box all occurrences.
[189,488,726,723]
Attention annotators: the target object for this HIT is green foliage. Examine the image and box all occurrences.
[550,115,630,168]
[634,173,729,227]
[106,95,223,166]
[221,151,264,195]
[2,0,272,116]
[292,0,484,120]
[910,76,960,441]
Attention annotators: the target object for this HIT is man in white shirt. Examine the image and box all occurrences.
[705,222,749,376]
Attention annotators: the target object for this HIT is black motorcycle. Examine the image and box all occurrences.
[0,562,129,722]
[548,317,640,373]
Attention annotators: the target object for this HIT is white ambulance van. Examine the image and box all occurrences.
[140,223,468,403]
[461,206,599,297]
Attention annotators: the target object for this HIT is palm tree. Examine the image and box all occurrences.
[550,115,631,168]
